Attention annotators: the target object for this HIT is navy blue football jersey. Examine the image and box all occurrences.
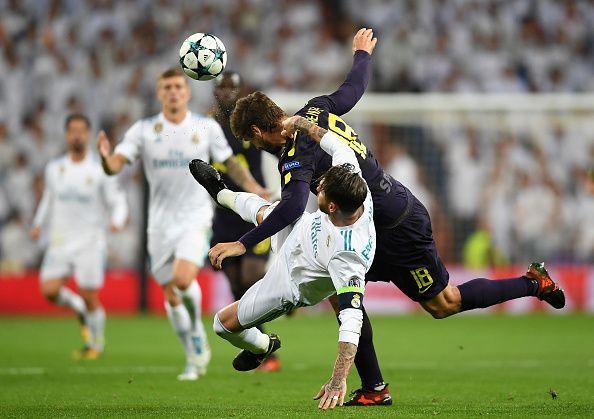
[279,96,410,228]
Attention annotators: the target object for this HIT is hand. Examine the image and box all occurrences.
[280,115,305,138]
[313,376,347,410]
[352,28,377,55]
[208,241,246,269]
[97,130,112,159]
[29,226,41,240]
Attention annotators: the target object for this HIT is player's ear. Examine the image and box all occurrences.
[251,125,261,138]
[328,202,337,214]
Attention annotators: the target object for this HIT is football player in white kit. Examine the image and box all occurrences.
[190,115,375,410]
[30,113,128,360]
[97,68,267,381]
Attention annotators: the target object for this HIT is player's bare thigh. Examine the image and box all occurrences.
[420,284,461,319]
[162,258,200,305]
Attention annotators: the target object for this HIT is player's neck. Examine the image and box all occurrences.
[330,207,363,227]
[163,107,188,124]
[68,150,86,163]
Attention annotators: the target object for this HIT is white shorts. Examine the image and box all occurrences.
[149,228,211,285]
[237,251,300,328]
[40,243,106,290]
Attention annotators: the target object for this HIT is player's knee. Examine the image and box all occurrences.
[213,312,231,336]
[172,275,192,291]
[40,283,60,301]
[422,286,461,319]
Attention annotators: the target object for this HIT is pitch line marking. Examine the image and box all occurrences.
[0,366,178,375]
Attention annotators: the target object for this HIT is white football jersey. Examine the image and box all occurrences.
[277,186,375,306]
[115,112,233,238]
[33,153,128,248]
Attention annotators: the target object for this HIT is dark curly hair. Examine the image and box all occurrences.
[319,163,367,214]
[230,91,286,140]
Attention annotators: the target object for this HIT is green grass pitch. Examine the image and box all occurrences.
[1,313,593,417]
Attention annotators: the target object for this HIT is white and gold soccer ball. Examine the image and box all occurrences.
[179,33,227,81]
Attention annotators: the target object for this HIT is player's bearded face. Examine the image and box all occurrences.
[158,76,190,111]
[66,121,89,153]
[251,128,284,155]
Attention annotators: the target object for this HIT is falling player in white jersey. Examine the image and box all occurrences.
[97,68,267,381]
[190,115,375,409]
[30,113,128,359]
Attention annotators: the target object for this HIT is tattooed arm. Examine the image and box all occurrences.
[314,341,357,410]
[224,155,269,199]
[281,115,327,142]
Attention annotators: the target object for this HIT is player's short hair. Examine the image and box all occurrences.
[64,113,91,130]
[158,68,188,83]
[215,71,242,88]
[230,91,285,140]
[319,163,367,214]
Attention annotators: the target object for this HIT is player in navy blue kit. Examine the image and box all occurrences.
[222,28,565,406]
[209,72,279,372]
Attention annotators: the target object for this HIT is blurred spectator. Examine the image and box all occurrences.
[1,0,593,267]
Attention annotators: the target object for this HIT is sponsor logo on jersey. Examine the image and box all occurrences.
[310,215,322,257]
[281,161,301,172]
[351,294,361,309]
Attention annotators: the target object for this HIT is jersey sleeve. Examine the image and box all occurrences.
[327,251,366,295]
[319,131,360,173]
[32,163,53,228]
[305,50,371,116]
[328,251,366,345]
[114,120,144,164]
[207,119,233,163]
[279,132,317,189]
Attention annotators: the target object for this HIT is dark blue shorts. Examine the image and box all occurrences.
[211,209,270,259]
[366,195,450,302]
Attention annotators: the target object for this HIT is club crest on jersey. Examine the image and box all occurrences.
[351,294,361,309]
[281,161,301,172]
[154,122,163,134]
[59,165,65,175]
[86,176,94,186]
[192,132,200,144]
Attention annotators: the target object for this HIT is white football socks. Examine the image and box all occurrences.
[213,313,269,354]
[180,281,210,360]
[216,190,270,226]
[86,307,105,351]
[165,301,198,362]
[55,287,86,316]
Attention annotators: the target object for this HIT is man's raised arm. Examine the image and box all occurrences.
[322,28,377,116]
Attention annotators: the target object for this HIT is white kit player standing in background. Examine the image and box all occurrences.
[189,114,375,409]
[97,68,267,381]
[30,113,128,360]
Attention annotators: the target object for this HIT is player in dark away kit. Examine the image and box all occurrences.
[209,71,279,372]
[214,28,565,406]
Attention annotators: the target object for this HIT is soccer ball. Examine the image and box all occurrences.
[179,33,227,81]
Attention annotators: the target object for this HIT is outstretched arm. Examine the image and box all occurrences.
[323,28,377,116]
[314,341,357,410]
[97,130,129,175]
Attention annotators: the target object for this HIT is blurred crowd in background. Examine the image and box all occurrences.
[1,0,593,273]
